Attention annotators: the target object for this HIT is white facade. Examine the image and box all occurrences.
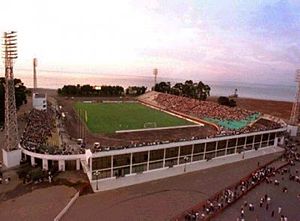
[2,148,22,168]
[287,125,298,137]
[89,127,286,192]
[19,127,286,192]
[32,93,47,110]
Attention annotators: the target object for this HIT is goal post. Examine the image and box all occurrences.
[143,122,157,128]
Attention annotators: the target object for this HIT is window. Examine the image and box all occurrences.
[228,138,237,147]
[92,156,111,170]
[113,154,130,167]
[179,156,191,164]
[165,158,178,167]
[269,133,276,140]
[262,133,269,141]
[237,137,246,146]
[113,167,130,177]
[254,135,262,143]
[227,147,235,155]
[92,169,111,180]
[206,142,216,152]
[180,145,192,156]
[149,161,163,170]
[166,147,179,158]
[133,151,148,164]
[132,164,147,173]
[205,152,215,160]
[216,149,226,157]
[217,140,227,150]
[150,149,164,161]
[192,154,204,162]
[194,143,205,153]
[245,136,254,150]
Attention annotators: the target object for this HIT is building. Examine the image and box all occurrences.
[20,126,286,192]
[32,93,47,110]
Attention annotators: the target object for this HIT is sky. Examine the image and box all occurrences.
[0,0,300,85]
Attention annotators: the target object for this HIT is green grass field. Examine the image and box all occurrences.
[74,102,193,134]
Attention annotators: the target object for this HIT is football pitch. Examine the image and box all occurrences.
[74,102,193,134]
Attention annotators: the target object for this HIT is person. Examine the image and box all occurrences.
[271,210,275,217]
[249,203,254,211]
[282,187,288,193]
[278,206,282,214]
[267,196,271,204]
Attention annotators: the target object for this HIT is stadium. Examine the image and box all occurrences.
[19,91,287,192]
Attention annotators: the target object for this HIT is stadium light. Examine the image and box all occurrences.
[93,170,101,190]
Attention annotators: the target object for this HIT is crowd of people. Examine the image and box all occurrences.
[153,93,283,133]
[218,118,283,137]
[155,93,256,121]
[183,137,300,221]
[20,108,54,153]
[20,106,85,155]
[184,166,276,220]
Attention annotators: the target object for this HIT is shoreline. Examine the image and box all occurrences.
[36,88,294,103]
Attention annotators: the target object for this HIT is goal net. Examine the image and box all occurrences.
[143,122,157,128]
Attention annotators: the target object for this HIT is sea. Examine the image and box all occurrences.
[15,70,296,102]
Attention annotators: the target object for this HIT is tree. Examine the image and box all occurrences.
[155,80,210,101]
[154,82,171,93]
[126,86,147,96]
[218,96,236,107]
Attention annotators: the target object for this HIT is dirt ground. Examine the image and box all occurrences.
[208,96,292,121]
[0,185,76,221]
[63,152,282,221]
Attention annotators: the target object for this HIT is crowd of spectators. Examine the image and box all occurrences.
[184,166,276,220]
[153,93,283,134]
[155,93,256,121]
[183,137,300,221]
[20,106,84,155]
[218,118,283,137]
[20,108,54,153]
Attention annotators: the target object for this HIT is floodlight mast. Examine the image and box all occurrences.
[290,69,300,125]
[2,31,19,151]
[153,68,158,90]
[33,58,37,91]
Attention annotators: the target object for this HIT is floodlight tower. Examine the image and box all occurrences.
[153,68,158,89]
[290,69,300,125]
[33,58,37,92]
[2,31,19,151]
